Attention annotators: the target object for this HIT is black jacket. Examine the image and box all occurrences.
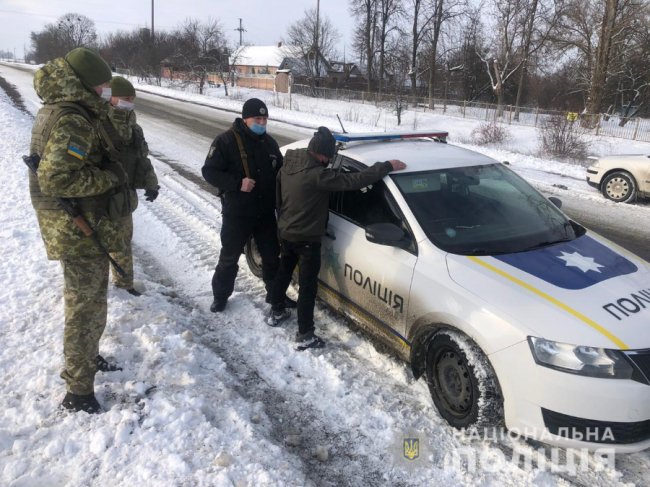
[277,148,393,242]
[202,118,283,216]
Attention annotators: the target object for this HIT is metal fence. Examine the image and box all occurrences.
[291,84,650,143]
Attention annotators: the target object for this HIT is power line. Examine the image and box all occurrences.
[0,8,173,30]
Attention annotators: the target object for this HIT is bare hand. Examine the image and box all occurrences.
[388,159,407,171]
[240,177,256,192]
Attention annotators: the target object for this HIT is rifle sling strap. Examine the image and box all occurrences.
[231,129,251,179]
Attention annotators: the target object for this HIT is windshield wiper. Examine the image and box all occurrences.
[522,238,573,252]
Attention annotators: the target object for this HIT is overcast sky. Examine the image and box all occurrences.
[0,0,357,59]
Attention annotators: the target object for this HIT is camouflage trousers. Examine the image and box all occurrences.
[109,215,134,289]
[60,255,109,395]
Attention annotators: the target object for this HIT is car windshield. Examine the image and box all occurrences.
[392,163,584,255]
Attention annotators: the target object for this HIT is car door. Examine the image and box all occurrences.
[318,157,417,341]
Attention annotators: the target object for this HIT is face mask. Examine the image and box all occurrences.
[116,99,135,111]
[249,123,266,135]
[100,87,112,101]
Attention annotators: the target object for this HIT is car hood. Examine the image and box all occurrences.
[446,233,650,350]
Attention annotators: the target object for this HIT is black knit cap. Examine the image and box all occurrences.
[308,126,336,158]
[242,98,268,119]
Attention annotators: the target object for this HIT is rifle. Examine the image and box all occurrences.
[23,154,126,278]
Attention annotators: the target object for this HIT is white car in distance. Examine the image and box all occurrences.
[586,153,650,203]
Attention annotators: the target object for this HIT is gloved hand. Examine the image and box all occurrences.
[145,188,159,202]
[104,162,127,186]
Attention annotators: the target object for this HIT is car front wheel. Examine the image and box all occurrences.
[601,171,637,203]
[426,330,503,429]
[244,237,263,278]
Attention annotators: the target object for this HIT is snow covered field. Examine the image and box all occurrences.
[1,63,649,486]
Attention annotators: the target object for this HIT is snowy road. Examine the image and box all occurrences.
[1,62,650,486]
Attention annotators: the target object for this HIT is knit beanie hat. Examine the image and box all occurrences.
[65,47,112,88]
[242,98,268,119]
[308,126,336,158]
[110,76,136,97]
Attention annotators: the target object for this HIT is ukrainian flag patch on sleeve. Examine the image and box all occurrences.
[66,135,89,160]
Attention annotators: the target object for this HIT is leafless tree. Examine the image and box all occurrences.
[286,8,339,87]
[350,0,379,91]
[552,0,646,124]
[29,13,98,63]
[173,18,228,94]
[376,0,403,96]
[513,0,565,119]
[384,36,412,123]
[405,0,436,96]
[424,0,466,108]
[476,0,528,116]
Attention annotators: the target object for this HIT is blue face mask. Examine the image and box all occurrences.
[249,123,266,135]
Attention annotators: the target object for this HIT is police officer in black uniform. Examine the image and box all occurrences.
[202,98,296,312]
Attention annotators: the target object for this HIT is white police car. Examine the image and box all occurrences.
[246,130,650,452]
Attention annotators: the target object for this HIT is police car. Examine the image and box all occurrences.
[246,130,650,452]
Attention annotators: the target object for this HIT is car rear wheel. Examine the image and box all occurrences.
[244,237,263,278]
[601,171,637,203]
[426,330,502,429]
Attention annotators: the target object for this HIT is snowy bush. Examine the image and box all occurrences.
[471,123,511,145]
[539,115,588,160]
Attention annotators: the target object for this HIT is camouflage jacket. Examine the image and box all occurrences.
[30,57,126,260]
[104,106,159,215]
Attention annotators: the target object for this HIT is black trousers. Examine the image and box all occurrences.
[271,239,321,335]
[212,212,279,301]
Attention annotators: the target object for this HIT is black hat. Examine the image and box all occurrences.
[308,126,336,158]
[242,98,268,119]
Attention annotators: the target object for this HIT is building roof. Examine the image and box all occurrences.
[230,45,303,67]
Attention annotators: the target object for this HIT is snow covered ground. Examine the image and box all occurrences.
[1,62,649,487]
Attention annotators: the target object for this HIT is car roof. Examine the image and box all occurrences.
[282,133,500,173]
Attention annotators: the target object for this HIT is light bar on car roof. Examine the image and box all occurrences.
[333,130,448,142]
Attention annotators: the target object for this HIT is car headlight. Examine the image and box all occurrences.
[528,337,634,379]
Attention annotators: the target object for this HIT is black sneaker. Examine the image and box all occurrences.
[266,308,291,327]
[96,354,122,372]
[265,294,297,309]
[126,288,142,297]
[210,299,227,312]
[61,392,103,414]
[295,331,325,351]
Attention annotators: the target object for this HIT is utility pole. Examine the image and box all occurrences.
[151,0,155,41]
[235,18,246,46]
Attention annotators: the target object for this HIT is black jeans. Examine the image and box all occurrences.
[271,239,321,335]
[212,212,279,301]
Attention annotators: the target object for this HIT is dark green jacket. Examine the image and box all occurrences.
[277,148,393,242]
[104,107,159,217]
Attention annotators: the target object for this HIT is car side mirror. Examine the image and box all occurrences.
[365,223,410,249]
[548,196,562,209]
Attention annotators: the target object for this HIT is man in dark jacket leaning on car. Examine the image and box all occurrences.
[268,126,407,350]
[202,98,296,312]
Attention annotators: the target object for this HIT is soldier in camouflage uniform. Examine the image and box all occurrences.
[105,76,160,296]
[29,47,129,414]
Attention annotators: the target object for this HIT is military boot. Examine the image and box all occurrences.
[61,392,103,414]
